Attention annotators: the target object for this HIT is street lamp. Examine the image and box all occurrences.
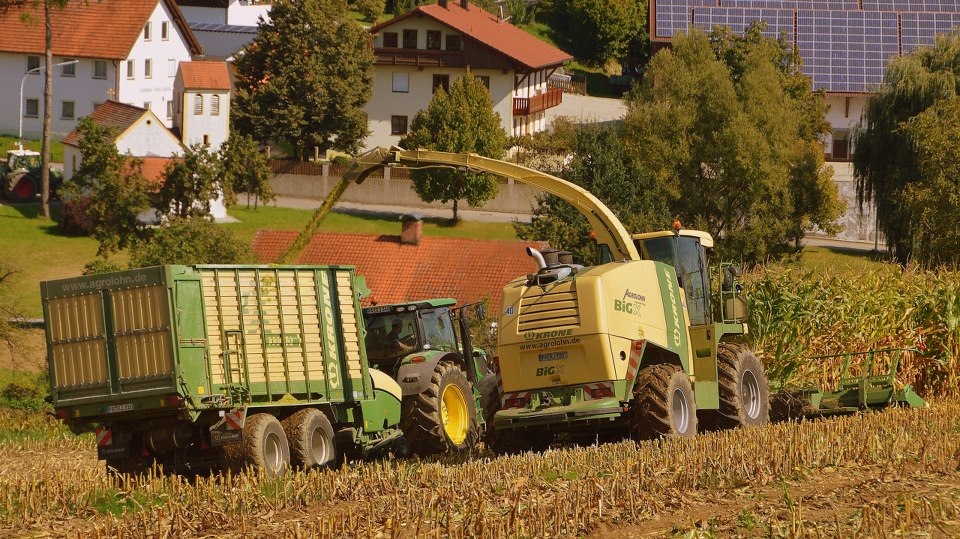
[18,59,79,150]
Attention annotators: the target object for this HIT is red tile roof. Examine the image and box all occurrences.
[371,2,571,70]
[179,61,232,90]
[252,229,549,311]
[62,101,149,147]
[0,0,201,59]
[138,156,171,185]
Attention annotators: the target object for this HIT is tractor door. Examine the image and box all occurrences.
[637,235,711,326]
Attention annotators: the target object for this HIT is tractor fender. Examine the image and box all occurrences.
[395,351,466,397]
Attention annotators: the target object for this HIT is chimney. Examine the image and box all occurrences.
[401,215,423,246]
[460,0,468,9]
[439,0,447,7]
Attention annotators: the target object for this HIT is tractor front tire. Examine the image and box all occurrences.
[282,408,336,470]
[6,172,37,203]
[631,364,698,439]
[700,343,770,431]
[401,361,479,455]
[223,413,289,478]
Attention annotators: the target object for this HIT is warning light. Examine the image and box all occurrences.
[672,219,682,231]
[589,231,597,241]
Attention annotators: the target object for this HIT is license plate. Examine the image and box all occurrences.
[538,351,568,362]
[210,429,243,446]
[103,403,135,414]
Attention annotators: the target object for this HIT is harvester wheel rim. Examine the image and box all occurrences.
[741,369,762,420]
[441,382,469,445]
[672,387,690,433]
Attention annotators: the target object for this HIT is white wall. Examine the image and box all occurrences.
[177,6,225,24]
[116,2,195,128]
[227,0,271,25]
[117,116,183,157]
[178,90,230,151]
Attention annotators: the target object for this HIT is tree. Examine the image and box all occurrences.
[516,122,668,265]
[852,33,960,265]
[159,143,222,220]
[64,117,152,255]
[544,0,644,67]
[620,26,841,262]
[233,0,373,158]
[129,218,254,267]
[220,132,275,209]
[400,69,508,221]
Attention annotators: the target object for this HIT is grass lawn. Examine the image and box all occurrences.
[0,135,65,163]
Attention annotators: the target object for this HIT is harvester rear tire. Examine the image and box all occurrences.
[401,361,479,455]
[700,343,770,431]
[631,364,698,439]
[6,172,37,203]
[282,408,336,469]
[223,413,289,478]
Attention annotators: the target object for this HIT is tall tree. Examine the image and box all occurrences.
[400,69,508,221]
[220,132,275,209]
[232,0,373,158]
[159,143,222,220]
[544,0,644,67]
[852,33,960,264]
[130,218,254,267]
[620,26,841,262]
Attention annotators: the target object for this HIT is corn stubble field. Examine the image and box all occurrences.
[4,264,960,538]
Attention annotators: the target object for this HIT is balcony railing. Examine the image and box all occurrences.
[374,48,465,68]
[513,87,563,116]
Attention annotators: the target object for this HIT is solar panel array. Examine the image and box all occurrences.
[654,0,960,92]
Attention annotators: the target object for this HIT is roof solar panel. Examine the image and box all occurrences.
[692,7,795,41]
[901,11,960,51]
[655,0,720,38]
[797,9,900,92]
[719,0,858,9]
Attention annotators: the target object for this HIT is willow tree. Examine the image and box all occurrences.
[852,33,960,264]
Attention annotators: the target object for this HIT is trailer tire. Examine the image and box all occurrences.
[224,413,289,477]
[105,456,153,480]
[700,343,770,430]
[632,364,698,439]
[401,361,478,455]
[282,408,336,470]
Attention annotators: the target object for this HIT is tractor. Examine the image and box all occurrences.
[1,148,62,203]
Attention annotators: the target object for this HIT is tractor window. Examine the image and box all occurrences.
[23,154,39,169]
[639,237,675,266]
[420,309,456,352]
[676,236,710,326]
[364,312,420,362]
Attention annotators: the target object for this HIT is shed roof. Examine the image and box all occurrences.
[62,101,149,147]
[179,61,232,90]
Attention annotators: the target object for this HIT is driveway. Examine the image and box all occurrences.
[547,93,627,126]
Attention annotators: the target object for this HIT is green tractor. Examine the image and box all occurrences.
[362,299,494,455]
[1,148,62,203]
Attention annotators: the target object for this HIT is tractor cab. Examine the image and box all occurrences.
[363,299,474,372]
[633,227,715,326]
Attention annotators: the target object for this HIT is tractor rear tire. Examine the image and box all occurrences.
[223,413,289,477]
[401,361,479,455]
[631,364,698,439]
[282,408,336,470]
[700,343,770,430]
[6,172,37,203]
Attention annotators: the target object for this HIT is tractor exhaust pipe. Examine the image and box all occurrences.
[527,247,547,270]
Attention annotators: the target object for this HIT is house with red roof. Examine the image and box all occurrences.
[0,0,201,139]
[365,0,572,150]
[252,218,549,313]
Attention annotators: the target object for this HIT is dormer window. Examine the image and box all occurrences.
[402,29,417,49]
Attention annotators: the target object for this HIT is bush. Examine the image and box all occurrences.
[58,196,95,236]
[129,218,254,267]
[356,0,384,22]
[83,257,124,275]
[1,382,48,411]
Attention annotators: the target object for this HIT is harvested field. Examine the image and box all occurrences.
[2,402,959,538]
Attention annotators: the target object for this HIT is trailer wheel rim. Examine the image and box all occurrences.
[741,370,761,420]
[310,424,333,465]
[440,383,469,445]
[672,387,689,434]
[264,431,283,473]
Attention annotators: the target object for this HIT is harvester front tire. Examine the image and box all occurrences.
[282,408,336,469]
[224,413,289,478]
[401,361,479,455]
[700,343,770,430]
[632,364,698,439]
[6,172,37,203]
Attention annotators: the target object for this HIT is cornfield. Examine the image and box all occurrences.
[2,403,960,538]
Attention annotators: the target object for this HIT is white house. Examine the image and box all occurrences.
[365,0,572,150]
[63,61,232,220]
[175,0,271,26]
[0,0,202,140]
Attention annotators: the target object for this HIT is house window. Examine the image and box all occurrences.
[391,115,408,135]
[432,74,449,93]
[831,129,850,160]
[143,22,151,41]
[392,72,409,93]
[61,59,76,77]
[161,21,169,40]
[203,134,210,146]
[211,95,221,116]
[168,59,176,78]
[426,30,441,50]
[383,32,398,48]
[166,100,174,120]
[61,101,75,120]
[26,55,40,73]
[126,60,135,79]
[193,94,203,115]
[476,75,490,90]
[402,29,417,49]
[93,60,107,79]
[445,35,462,51]
[24,98,39,118]
[144,59,152,79]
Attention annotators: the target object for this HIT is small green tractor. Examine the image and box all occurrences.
[1,148,62,203]
[362,299,495,455]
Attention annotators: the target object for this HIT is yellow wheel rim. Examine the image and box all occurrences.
[440,383,469,445]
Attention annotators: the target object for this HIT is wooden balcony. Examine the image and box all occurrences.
[374,48,465,69]
[513,87,563,116]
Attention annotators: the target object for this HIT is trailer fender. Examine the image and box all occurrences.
[395,351,464,397]
[363,368,403,432]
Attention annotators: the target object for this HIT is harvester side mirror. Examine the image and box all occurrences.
[474,304,486,321]
[722,265,742,291]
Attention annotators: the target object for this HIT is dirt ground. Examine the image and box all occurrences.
[0,327,45,372]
